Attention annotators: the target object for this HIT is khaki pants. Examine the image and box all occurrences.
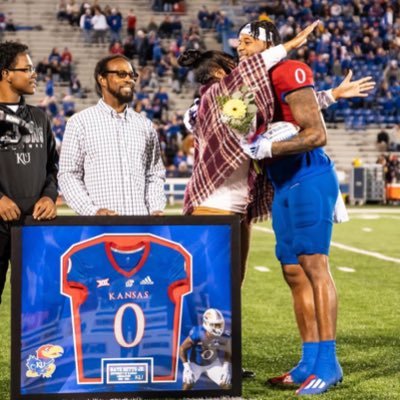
[192,206,251,284]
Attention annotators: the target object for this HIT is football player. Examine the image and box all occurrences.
[179,308,232,390]
[179,22,373,385]
[237,20,352,395]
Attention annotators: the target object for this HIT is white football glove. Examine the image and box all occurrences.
[240,121,300,159]
[240,135,273,160]
[183,362,195,385]
[219,361,232,386]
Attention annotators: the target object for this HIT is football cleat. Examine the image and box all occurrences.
[242,368,256,379]
[296,374,343,395]
[266,372,299,387]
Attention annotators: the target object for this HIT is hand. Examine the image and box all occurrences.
[0,195,21,222]
[32,196,57,220]
[284,20,320,52]
[332,70,376,100]
[240,135,272,160]
[96,208,118,216]
[219,361,232,386]
[183,362,195,385]
[151,210,164,216]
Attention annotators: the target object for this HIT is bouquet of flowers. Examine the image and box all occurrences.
[217,86,258,138]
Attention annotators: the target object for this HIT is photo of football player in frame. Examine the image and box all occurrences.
[10,215,242,400]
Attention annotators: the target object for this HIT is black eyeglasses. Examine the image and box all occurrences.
[104,70,138,79]
[8,66,36,74]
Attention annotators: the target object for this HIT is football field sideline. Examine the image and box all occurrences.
[253,225,400,265]
[58,205,400,264]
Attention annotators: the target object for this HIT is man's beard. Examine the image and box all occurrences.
[108,85,134,103]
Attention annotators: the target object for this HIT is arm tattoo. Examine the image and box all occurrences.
[272,88,327,156]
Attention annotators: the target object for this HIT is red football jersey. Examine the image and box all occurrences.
[270,60,315,124]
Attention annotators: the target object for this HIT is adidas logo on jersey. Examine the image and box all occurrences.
[140,276,154,285]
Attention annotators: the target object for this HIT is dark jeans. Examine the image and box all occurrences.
[0,225,11,304]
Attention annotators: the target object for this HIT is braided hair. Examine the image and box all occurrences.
[178,49,237,85]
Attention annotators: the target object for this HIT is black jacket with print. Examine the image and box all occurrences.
[0,98,58,215]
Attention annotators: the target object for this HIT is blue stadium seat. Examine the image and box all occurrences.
[385,115,396,126]
[344,115,354,130]
[363,109,376,124]
[342,108,352,118]
[354,116,366,130]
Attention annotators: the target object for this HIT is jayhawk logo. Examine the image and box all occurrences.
[26,344,64,378]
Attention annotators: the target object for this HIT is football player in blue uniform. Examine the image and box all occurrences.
[237,20,345,395]
[179,308,232,390]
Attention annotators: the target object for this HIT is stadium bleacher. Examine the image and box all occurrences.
[1,0,400,196]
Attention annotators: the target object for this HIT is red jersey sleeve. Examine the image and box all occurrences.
[271,60,314,103]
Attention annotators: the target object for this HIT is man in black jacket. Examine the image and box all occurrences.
[0,41,58,304]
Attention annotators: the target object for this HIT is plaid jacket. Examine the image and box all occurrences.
[183,54,335,222]
[183,53,275,221]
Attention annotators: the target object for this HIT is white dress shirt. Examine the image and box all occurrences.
[58,99,166,215]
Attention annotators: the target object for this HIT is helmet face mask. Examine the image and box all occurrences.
[203,308,225,336]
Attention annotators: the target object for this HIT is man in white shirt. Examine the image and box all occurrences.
[58,54,166,216]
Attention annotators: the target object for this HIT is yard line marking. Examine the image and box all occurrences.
[335,215,400,220]
[362,227,373,232]
[330,241,400,264]
[347,208,400,214]
[253,226,400,264]
[337,266,356,273]
[354,215,380,219]
[254,226,274,234]
[254,266,270,272]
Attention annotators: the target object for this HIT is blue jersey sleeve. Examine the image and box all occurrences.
[189,326,201,343]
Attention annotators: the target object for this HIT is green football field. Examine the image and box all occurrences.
[0,207,399,399]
